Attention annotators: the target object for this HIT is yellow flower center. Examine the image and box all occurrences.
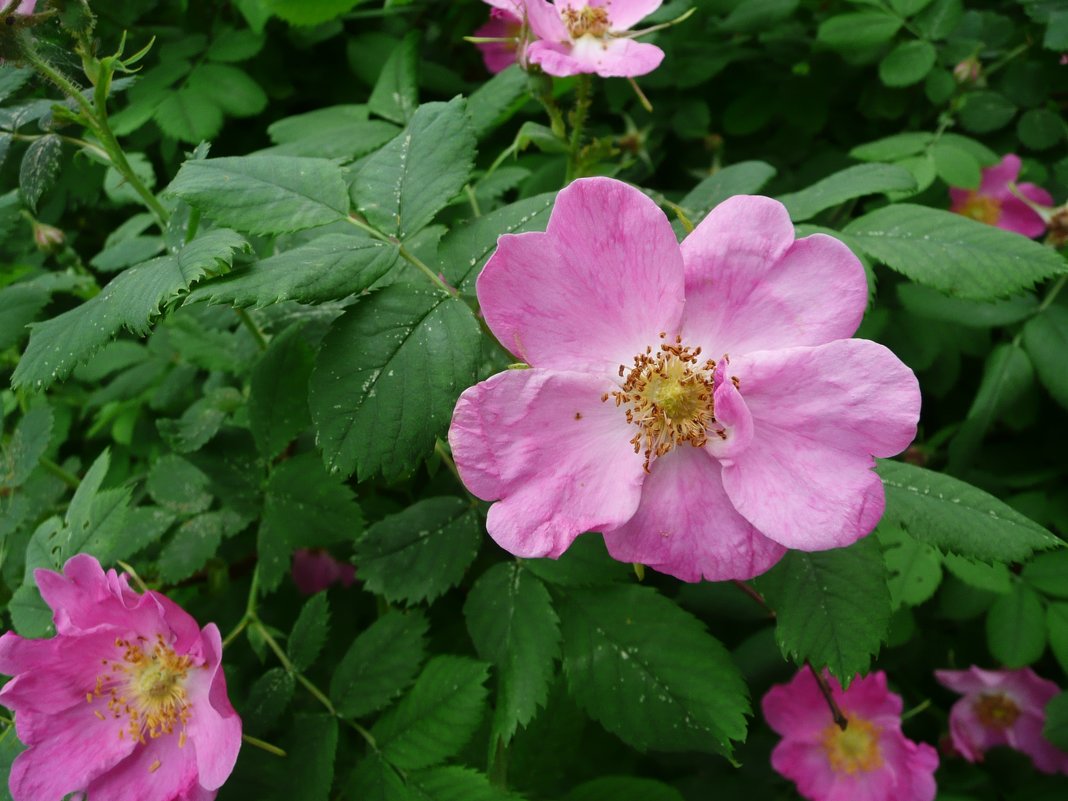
[959,192,1001,225]
[975,692,1020,729]
[822,716,883,774]
[562,5,611,38]
[90,635,194,748]
[607,334,719,470]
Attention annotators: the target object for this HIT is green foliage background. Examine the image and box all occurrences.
[1,0,1068,799]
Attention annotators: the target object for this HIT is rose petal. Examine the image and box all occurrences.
[478,177,685,373]
[525,0,569,40]
[604,0,663,29]
[681,199,868,354]
[721,339,920,550]
[183,625,242,790]
[449,368,646,557]
[86,736,198,801]
[602,446,785,581]
[980,154,1022,196]
[530,36,663,77]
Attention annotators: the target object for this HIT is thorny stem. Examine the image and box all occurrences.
[732,579,774,615]
[566,74,594,183]
[808,662,849,731]
[18,34,169,227]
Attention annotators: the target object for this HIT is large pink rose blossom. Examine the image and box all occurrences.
[291,548,356,595]
[525,0,664,77]
[948,154,1053,238]
[474,7,524,74]
[935,666,1068,774]
[448,177,921,582]
[762,669,939,801]
[0,555,242,801]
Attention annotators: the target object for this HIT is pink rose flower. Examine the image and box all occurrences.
[948,154,1053,238]
[525,0,665,77]
[935,666,1068,774]
[0,555,242,801]
[474,6,524,74]
[762,669,939,801]
[291,548,356,595]
[448,178,921,582]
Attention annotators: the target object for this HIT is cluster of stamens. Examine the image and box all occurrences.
[821,717,883,774]
[89,634,194,761]
[959,192,1001,225]
[562,5,611,38]
[606,333,719,471]
[974,692,1020,729]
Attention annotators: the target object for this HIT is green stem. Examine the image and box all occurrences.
[242,733,287,758]
[1036,274,1067,314]
[19,35,168,227]
[345,216,457,297]
[39,456,80,488]
[235,308,268,350]
[566,75,594,183]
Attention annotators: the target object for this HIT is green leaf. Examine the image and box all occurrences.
[817,12,902,50]
[111,507,176,564]
[188,63,268,118]
[352,98,476,240]
[942,553,1012,594]
[558,584,748,756]
[523,534,632,587]
[757,537,891,684]
[158,387,244,454]
[0,284,49,350]
[265,105,399,159]
[566,777,685,801]
[19,134,62,212]
[1045,9,1068,50]
[931,141,981,189]
[258,452,362,591]
[878,460,1062,562]
[1023,306,1068,410]
[986,583,1046,667]
[309,285,481,480]
[678,161,777,222]
[248,326,314,460]
[146,454,212,515]
[914,0,962,39]
[407,766,522,801]
[356,497,480,605]
[1,404,53,491]
[889,0,934,15]
[1048,603,1068,675]
[154,84,224,142]
[438,192,555,290]
[465,563,560,742]
[879,524,943,608]
[896,283,1037,328]
[843,204,1067,301]
[206,27,266,62]
[879,40,936,87]
[244,667,295,733]
[268,0,366,26]
[158,509,244,583]
[948,344,1034,470]
[282,715,338,801]
[468,66,529,139]
[369,32,419,125]
[288,592,330,671]
[13,230,248,391]
[959,91,1017,134]
[1022,551,1068,598]
[1017,108,1066,151]
[1043,691,1068,750]
[778,164,916,222]
[850,132,933,162]
[331,609,428,718]
[167,156,349,236]
[371,655,489,770]
[189,233,399,308]
[720,0,799,33]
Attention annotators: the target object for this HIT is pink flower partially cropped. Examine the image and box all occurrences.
[474,7,524,74]
[935,666,1068,774]
[762,670,939,801]
[448,177,921,582]
[0,555,242,801]
[949,154,1053,238]
[525,0,664,77]
[291,548,356,595]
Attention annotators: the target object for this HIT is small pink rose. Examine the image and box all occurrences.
[948,154,1053,238]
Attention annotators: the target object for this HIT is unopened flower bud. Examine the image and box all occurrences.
[1047,205,1068,248]
[33,221,64,252]
[953,56,981,84]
